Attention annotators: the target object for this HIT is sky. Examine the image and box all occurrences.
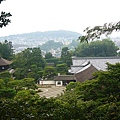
[0,0,120,37]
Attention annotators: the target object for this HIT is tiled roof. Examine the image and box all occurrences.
[0,57,12,66]
[54,75,76,81]
[71,57,120,72]
[75,64,98,82]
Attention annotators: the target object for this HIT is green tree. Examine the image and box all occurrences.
[61,47,72,67]
[0,71,12,88]
[13,68,26,79]
[8,80,24,91]
[56,63,68,74]
[14,90,39,101]
[0,79,5,89]
[0,71,11,78]
[0,40,13,59]
[28,48,45,68]
[45,52,53,59]
[45,57,61,66]
[13,47,45,80]
[22,78,37,90]
[0,89,16,99]
[43,66,57,79]
[30,64,38,73]
[0,92,40,119]
[62,62,120,119]
[13,48,45,69]
[74,39,118,57]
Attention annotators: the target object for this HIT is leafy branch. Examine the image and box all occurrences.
[79,21,120,42]
[0,0,5,4]
[0,0,12,28]
[0,11,12,28]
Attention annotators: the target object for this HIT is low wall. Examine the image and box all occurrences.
[39,80,55,85]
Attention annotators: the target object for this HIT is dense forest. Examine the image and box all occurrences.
[0,61,120,119]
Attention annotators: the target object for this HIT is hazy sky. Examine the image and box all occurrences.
[0,0,120,36]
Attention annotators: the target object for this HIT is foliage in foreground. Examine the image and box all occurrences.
[79,20,120,42]
[0,71,37,99]
[0,0,12,28]
[0,63,120,119]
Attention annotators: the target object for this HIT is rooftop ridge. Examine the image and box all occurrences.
[72,56,120,60]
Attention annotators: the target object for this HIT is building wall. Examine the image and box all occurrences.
[39,80,55,85]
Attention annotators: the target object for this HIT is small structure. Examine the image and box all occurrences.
[38,75,76,86]
[54,75,76,86]
[39,80,55,85]
[0,57,12,72]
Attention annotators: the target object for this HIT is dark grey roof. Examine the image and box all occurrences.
[0,57,12,66]
[72,56,120,60]
[75,64,98,82]
[54,75,76,81]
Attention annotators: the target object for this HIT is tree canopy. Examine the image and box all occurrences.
[0,40,13,59]
[0,63,120,119]
[74,38,118,57]
[43,66,57,79]
[61,47,72,67]
[12,47,45,80]
[45,52,53,59]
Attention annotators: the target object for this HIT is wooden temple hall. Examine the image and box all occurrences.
[0,57,12,72]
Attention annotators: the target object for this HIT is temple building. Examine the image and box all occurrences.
[0,57,12,72]
[38,56,120,86]
[69,56,120,82]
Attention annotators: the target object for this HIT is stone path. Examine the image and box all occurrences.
[38,86,66,98]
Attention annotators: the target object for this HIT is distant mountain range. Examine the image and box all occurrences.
[0,30,81,53]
